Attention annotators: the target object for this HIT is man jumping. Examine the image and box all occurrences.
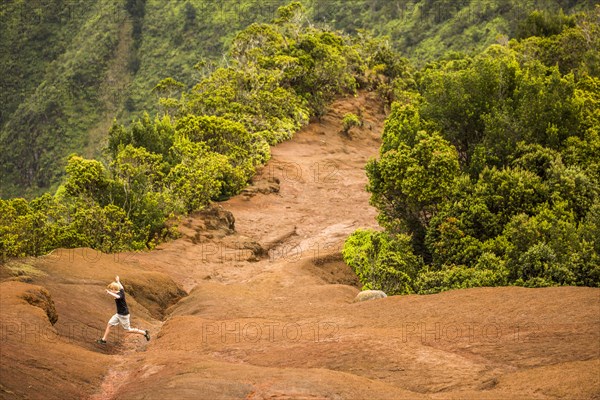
[97,275,150,344]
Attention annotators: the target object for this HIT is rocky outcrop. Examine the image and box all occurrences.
[241,176,280,200]
[20,286,59,325]
[182,204,236,243]
[353,289,387,302]
[0,281,59,325]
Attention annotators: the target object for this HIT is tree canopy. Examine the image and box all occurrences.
[344,7,600,293]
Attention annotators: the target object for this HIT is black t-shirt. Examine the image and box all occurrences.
[115,289,129,315]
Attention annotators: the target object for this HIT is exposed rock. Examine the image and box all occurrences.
[241,176,280,199]
[240,239,268,261]
[183,204,236,243]
[20,286,59,325]
[260,227,298,254]
[123,272,188,320]
[353,290,387,303]
[195,204,236,232]
[220,235,268,262]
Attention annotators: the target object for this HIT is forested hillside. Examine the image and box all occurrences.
[0,2,387,258]
[0,0,130,197]
[1,0,598,290]
[0,0,594,197]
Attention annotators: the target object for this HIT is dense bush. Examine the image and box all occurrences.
[342,229,422,295]
[344,9,600,293]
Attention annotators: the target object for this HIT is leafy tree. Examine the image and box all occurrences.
[186,66,309,145]
[516,9,576,39]
[61,202,138,253]
[425,216,484,268]
[419,45,519,163]
[509,142,561,179]
[0,195,64,259]
[152,78,185,117]
[111,145,171,243]
[415,264,508,295]
[107,120,133,159]
[351,8,600,293]
[380,102,428,152]
[367,130,460,248]
[63,155,110,204]
[176,115,253,165]
[576,201,600,286]
[130,113,176,159]
[343,229,423,295]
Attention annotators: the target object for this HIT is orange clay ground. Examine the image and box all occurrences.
[1,92,599,399]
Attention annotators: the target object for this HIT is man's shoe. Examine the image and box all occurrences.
[144,330,150,341]
[96,339,107,344]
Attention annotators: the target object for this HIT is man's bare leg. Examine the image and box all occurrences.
[101,324,112,341]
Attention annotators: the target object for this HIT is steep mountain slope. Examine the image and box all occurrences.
[0,0,94,128]
[1,93,598,400]
[312,0,595,61]
[0,0,129,197]
[1,0,594,197]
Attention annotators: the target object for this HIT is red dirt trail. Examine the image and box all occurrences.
[1,93,599,400]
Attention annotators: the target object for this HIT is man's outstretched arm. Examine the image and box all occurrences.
[115,275,124,290]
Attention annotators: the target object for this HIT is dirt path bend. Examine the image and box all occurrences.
[139,91,385,291]
[81,91,387,399]
[1,92,598,400]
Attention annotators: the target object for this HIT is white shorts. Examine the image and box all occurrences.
[108,313,132,330]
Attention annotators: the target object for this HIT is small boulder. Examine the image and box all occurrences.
[353,290,387,303]
[241,176,280,199]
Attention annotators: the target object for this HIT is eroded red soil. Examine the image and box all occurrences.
[1,93,599,399]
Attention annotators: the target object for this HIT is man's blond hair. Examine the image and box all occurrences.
[107,282,121,292]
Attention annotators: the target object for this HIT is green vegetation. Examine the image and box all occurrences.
[1,1,598,293]
[0,0,136,199]
[312,0,594,62]
[1,0,594,198]
[342,113,362,135]
[0,2,394,260]
[343,7,600,293]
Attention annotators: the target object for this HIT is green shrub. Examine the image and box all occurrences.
[343,229,423,295]
[341,113,361,135]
